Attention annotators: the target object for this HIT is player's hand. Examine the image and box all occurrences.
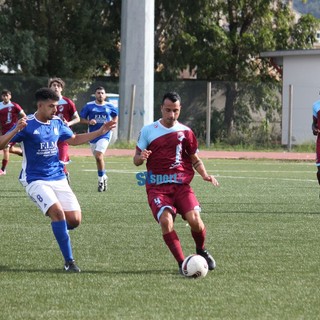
[61,117,68,125]
[15,117,27,132]
[100,120,117,133]
[89,119,97,125]
[203,175,219,187]
[140,149,152,161]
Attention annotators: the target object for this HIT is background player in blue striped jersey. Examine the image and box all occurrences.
[80,86,118,192]
[0,88,116,272]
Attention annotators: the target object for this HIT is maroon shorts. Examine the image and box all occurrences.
[147,183,200,222]
[7,142,17,148]
[1,130,16,148]
[58,140,70,163]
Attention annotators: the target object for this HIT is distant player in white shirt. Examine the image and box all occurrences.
[0,88,116,272]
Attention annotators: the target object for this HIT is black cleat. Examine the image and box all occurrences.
[64,260,81,272]
[196,248,216,270]
[178,261,183,275]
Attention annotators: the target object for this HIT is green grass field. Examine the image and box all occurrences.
[1,155,320,320]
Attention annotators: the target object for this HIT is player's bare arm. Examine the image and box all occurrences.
[67,112,80,127]
[0,117,27,150]
[19,110,27,119]
[133,149,152,166]
[67,120,116,146]
[190,153,219,187]
[80,117,97,125]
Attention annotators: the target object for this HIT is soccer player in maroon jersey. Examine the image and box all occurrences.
[134,91,219,274]
[48,78,80,183]
[312,99,320,192]
[0,89,26,175]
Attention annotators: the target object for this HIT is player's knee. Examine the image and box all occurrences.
[186,210,203,229]
[67,212,82,228]
[159,211,174,233]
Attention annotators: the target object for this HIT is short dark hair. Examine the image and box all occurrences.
[35,88,60,102]
[48,77,65,89]
[95,86,106,92]
[1,89,11,95]
[161,92,181,105]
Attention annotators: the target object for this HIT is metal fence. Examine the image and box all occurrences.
[0,75,282,147]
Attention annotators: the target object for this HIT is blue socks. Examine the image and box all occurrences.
[51,220,73,262]
[98,170,106,177]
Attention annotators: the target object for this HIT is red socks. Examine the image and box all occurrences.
[191,228,206,250]
[1,159,8,171]
[163,230,184,264]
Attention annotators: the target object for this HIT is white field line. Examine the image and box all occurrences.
[82,169,315,183]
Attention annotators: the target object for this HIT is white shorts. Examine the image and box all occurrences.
[90,137,110,154]
[25,179,81,215]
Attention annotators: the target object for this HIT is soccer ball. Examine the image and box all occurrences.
[181,254,208,279]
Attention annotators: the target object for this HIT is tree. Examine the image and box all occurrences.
[154,0,320,138]
[0,0,121,78]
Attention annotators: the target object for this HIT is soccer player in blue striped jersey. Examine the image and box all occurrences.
[80,86,118,192]
[0,88,116,272]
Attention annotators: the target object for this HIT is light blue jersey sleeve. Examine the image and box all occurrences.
[137,125,150,151]
[313,100,320,118]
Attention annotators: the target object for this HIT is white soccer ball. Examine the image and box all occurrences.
[181,254,208,279]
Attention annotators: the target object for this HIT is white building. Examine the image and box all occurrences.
[261,49,320,145]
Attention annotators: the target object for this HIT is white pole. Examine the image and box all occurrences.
[288,84,293,151]
[206,82,212,148]
[128,84,136,142]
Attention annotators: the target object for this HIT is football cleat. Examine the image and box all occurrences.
[64,260,81,273]
[0,169,6,176]
[98,175,108,192]
[196,248,216,270]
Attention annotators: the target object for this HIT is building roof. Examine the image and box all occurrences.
[260,49,320,65]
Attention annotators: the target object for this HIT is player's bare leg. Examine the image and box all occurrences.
[9,144,23,156]
[0,148,10,175]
